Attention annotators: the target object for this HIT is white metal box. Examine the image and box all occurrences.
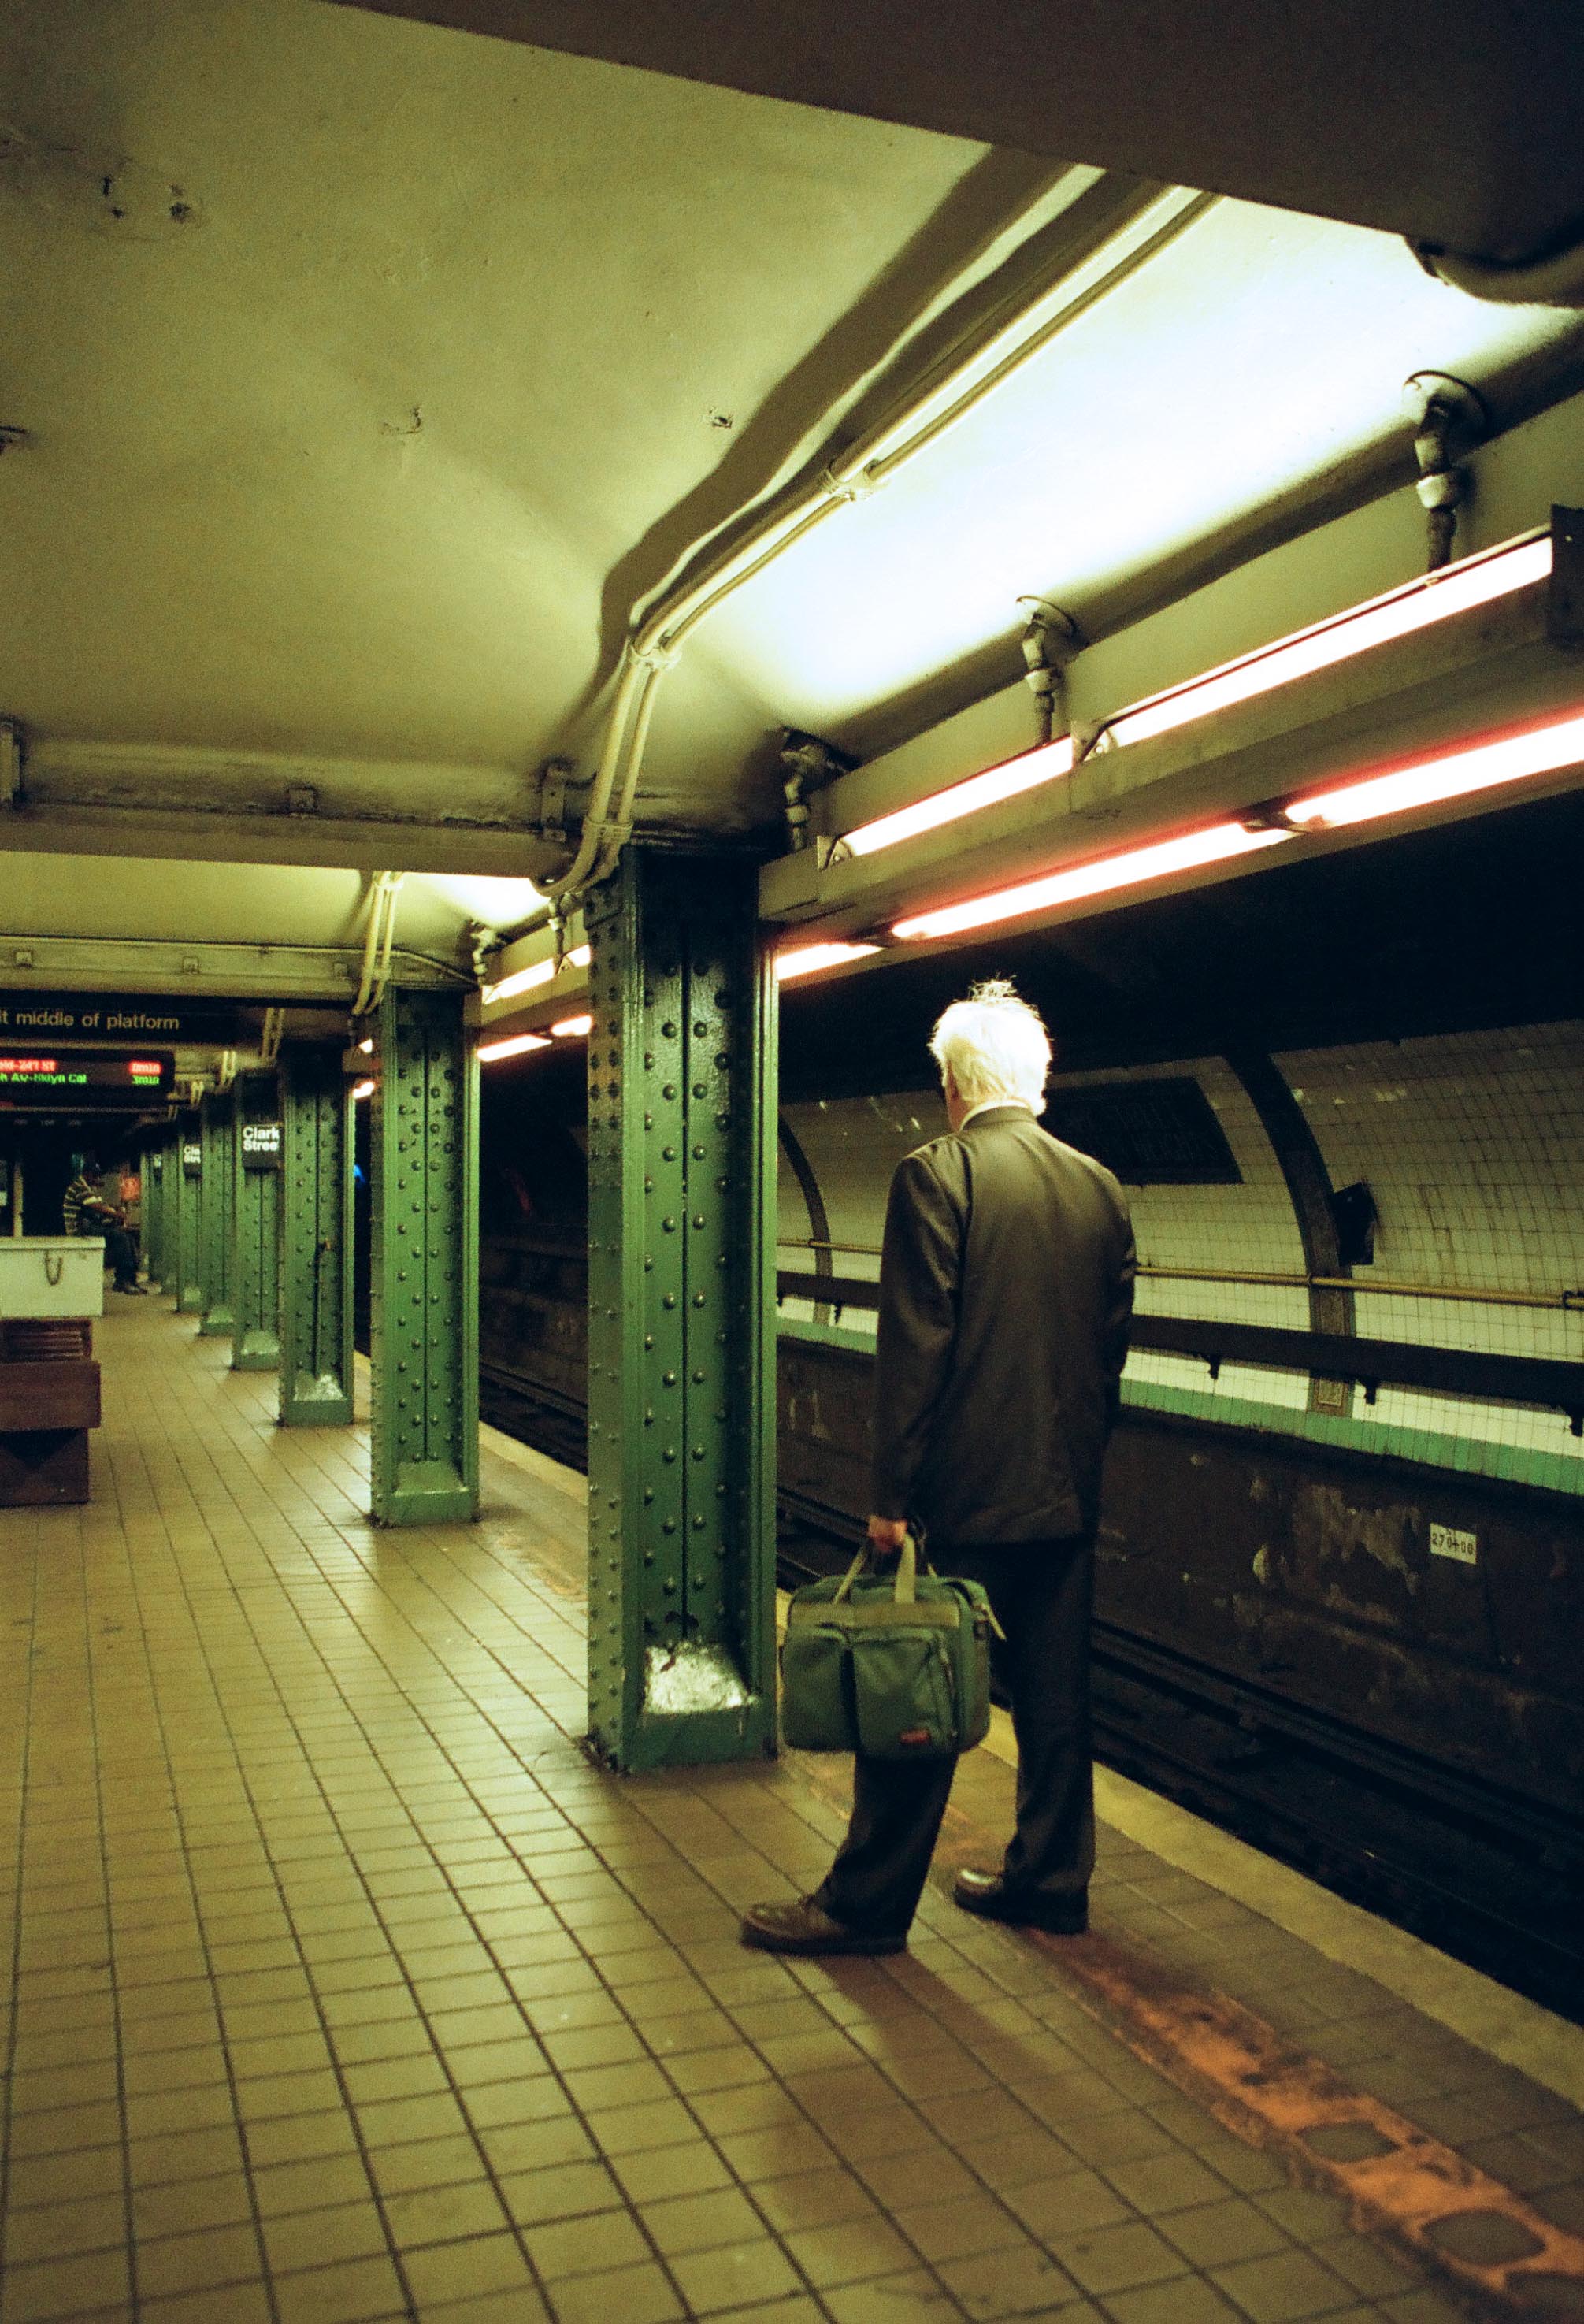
[0,1238,106,1319]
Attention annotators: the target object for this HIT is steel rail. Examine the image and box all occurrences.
[780,1240,1583,1312]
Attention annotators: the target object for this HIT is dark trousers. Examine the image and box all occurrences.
[815,1536,1094,1936]
[103,1227,139,1287]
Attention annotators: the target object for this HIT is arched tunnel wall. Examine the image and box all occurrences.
[466,794,1584,1965]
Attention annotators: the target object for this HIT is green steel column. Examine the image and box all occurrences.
[279,1045,354,1427]
[369,988,477,1524]
[161,1133,182,1299]
[231,1071,283,1372]
[173,1116,206,1312]
[142,1142,164,1289]
[584,848,777,1773]
[198,1090,236,1337]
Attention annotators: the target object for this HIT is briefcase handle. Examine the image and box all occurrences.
[833,1529,921,1606]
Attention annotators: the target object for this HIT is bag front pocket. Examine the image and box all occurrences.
[854,1627,958,1760]
[780,1623,856,1752]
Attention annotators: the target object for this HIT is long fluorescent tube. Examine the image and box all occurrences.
[840,534,1550,865]
[1287,706,1584,831]
[1104,534,1552,752]
[775,941,882,982]
[893,823,1291,943]
[477,1032,551,1063]
[844,737,1075,858]
[482,942,592,1008]
[551,1015,594,1038]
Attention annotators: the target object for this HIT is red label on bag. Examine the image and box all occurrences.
[897,1728,933,1747]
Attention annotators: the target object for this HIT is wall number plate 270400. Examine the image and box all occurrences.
[1429,1522,1478,1565]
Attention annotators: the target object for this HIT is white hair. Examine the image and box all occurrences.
[929,979,1052,1114]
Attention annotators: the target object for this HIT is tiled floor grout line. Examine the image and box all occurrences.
[0,1497,43,2300]
[9,1305,1576,2324]
[124,1338,701,2321]
[80,1420,145,2324]
[112,1367,298,2324]
[120,1338,1048,2320]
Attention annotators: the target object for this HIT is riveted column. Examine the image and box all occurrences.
[230,1071,282,1372]
[584,847,777,1773]
[198,1090,236,1337]
[279,1045,354,1427]
[172,1113,206,1312]
[142,1142,165,1289]
[369,987,477,1524]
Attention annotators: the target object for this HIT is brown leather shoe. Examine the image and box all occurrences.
[740,1897,906,1955]
[953,1867,1088,1933]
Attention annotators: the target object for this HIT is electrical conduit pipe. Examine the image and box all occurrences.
[541,183,1218,900]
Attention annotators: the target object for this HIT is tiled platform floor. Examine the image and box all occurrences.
[2,1304,1581,2324]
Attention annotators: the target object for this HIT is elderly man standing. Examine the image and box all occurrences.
[744,981,1134,1955]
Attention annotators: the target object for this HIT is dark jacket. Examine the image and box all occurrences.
[870,1104,1135,1545]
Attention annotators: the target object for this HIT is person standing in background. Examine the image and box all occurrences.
[744,980,1134,1955]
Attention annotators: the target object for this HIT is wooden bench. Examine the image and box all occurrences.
[0,1321,101,1506]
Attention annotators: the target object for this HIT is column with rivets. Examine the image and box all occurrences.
[172,1110,205,1312]
[141,1141,164,1290]
[230,1070,282,1372]
[369,986,478,1524]
[278,1044,354,1427]
[197,1090,236,1337]
[584,846,777,1771]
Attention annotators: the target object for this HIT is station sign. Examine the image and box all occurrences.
[0,1050,176,1109]
[0,993,249,1041]
[240,1119,283,1171]
[182,1141,202,1177]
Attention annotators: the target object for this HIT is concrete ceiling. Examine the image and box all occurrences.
[2,0,1582,988]
[332,0,1584,266]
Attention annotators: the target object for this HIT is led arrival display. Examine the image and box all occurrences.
[0,1050,176,1106]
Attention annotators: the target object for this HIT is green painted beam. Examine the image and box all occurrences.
[369,988,478,1525]
[585,848,777,1773]
[279,1045,355,1427]
[231,1071,282,1372]
[172,1115,206,1312]
[141,1141,165,1289]
[197,1092,236,1336]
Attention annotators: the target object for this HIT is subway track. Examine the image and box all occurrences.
[480,1355,1584,2024]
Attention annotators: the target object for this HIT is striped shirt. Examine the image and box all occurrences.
[62,1175,96,1237]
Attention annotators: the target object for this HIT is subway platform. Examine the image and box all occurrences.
[2,1305,1582,2324]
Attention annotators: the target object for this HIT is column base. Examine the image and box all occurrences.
[371,1457,476,1527]
[280,1372,353,1428]
[591,1699,776,1775]
[197,1306,233,1337]
[231,1331,280,1372]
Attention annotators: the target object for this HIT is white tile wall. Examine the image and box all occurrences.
[774,1026,1583,1483]
[1276,1019,1584,1469]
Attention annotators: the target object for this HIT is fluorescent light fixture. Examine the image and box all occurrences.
[893,822,1291,944]
[839,535,1550,867]
[1287,705,1584,831]
[1104,534,1552,752]
[481,941,592,1008]
[351,1078,375,1101]
[477,1032,551,1063]
[843,737,1075,858]
[775,941,882,982]
[551,1015,594,1038]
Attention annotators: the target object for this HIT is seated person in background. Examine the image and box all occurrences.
[63,1154,145,1294]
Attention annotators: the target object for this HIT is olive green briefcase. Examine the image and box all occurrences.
[780,1534,999,1760]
